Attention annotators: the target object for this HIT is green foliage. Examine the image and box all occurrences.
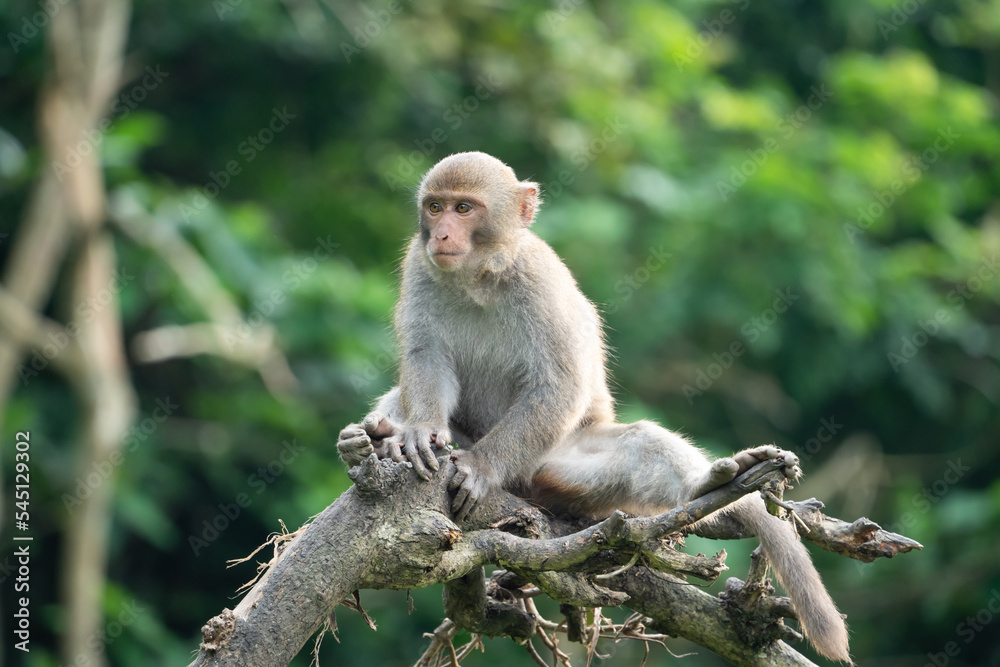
[1,0,998,664]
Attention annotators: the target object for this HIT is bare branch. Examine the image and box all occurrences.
[189,455,919,667]
[785,498,923,561]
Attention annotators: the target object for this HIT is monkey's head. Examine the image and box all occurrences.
[416,152,539,274]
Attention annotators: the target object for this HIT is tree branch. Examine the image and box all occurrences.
[188,455,921,667]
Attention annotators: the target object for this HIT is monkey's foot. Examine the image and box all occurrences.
[691,458,741,497]
[691,446,801,498]
[731,445,802,481]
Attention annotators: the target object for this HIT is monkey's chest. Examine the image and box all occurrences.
[448,317,530,434]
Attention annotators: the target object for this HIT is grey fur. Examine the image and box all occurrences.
[337,152,851,663]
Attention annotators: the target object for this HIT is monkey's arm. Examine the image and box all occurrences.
[449,377,581,522]
[394,301,460,473]
[392,252,462,479]
[395,345,459,479]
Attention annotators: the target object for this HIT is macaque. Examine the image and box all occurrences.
[338,152,850,662]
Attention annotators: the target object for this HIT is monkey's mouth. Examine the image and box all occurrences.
[428,250,468,270]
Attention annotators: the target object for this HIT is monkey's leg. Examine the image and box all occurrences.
[532,423,849,662]
[530,420,712,518]
[530,422,801,518]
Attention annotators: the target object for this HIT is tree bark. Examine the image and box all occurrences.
[188,455,921,667]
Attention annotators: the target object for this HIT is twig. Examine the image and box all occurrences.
[525,639,550,667]
[593,551,640,580]
[584,607,604,667]
[455,634,483,660]
[518,586,543,597]
[525,598,571,666]
[764,491,811,534]
[414,618,458,667]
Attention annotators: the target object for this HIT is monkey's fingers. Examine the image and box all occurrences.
[337,431,374,466]
[455,500,475,523]
[419,441,440,473]
[779,453,803,481]
[403,440,433,481]
[338,425,366,441]
[733,446,802,481]
[338,433,372,453]
[363,412,398,439]
[386,438,405,463]
[430,429,451,449]
[452,481,474,521]
[448,468,467,491]
[732,445,781,470]
[779,450,800,468]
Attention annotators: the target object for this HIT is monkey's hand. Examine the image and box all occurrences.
[447,450,495,523]
[693,445,801,498]
[337,412,404,467]
[399,424,451,481]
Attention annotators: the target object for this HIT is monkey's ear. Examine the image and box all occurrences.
[519,183,540,227]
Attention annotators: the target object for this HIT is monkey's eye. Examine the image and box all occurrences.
[456,202,472,214]
[428,202,443,213]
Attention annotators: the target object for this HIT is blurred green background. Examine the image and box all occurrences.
[1,0,999,665]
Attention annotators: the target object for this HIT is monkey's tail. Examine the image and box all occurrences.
[733,496,852,664]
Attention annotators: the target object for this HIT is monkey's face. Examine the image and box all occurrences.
[419,195,489,271]
[416,152,540,274]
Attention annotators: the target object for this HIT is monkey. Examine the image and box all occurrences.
[337,151,851,663]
